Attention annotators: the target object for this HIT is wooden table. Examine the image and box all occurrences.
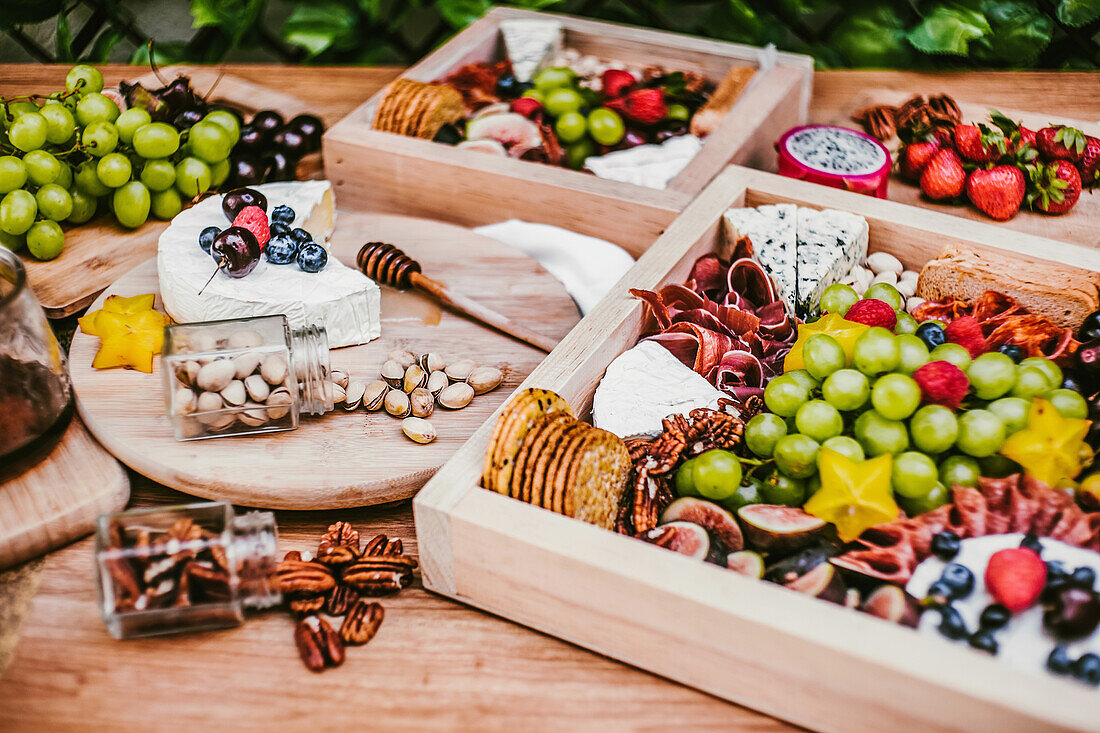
[1,65,1097,732]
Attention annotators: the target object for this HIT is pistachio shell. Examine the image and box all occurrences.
[196,359,237,392]
[228,329,264,349]
[220,380,247,407]
[260,354,288,385]
[233,352,262,379]
[437,382,474,409]
[419,353,446,373]
[388,350,417,369]
[238,404,269,427]
[467,366,503,395]
[330,369,350,390]
[190,332,219,354]
[410,387,434,418]
[426,370,449,396]
[384,389,411,418]
[173,387,196,415]
[344,380,366,410]
[444,359,476,382]
[179,416,205,439]
[330,382,346,405]
[196,390,224,412]
[401,417,436,444]
[362,380,387,411]
[244,374,270,402]
[380,360,405,388]
[175,360,201,388]
[266,388,293,420]
[403,364,427,393]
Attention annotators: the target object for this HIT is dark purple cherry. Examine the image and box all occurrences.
[273,128,307,157]
[172,108,203,130]
[235,124,268,155]
[1043,586,1100,640]
[263,151,296,182]
[227,158,266,189]
[211,226,261,278]
[222,187,268,221]
[158,77,197,113]
[287,114,323,153]
[251,110,284,134]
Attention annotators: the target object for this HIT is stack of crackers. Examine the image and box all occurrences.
[372,79,466,139]
[483,388,631,530]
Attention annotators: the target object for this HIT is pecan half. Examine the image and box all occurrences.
[289,595,325,616]
[314,544,360,568]
[283,550,302,562]
[187,560,231,601]
[340,600,384,645]
[384,538,403,556]
[275,560,335,595]
[106,556,142,611]
[318,521,359,553]
[324,584,358,616]
[362,534,388,557]
[342,555,417,595]
[294,616,345,672]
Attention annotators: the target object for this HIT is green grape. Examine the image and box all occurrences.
[186,122,233,164]
[764,374,811,417]
[967,352,1016,400]
[939,454,981,488]
[74,92,119,127]
[929,343,971,371]
[955,409,1006,457]
[150,187,182,220]
[534,66,577,92]
[891,451,939,499]
[67,188,98,224]
[521,89,544,104]
[174,157,212,198]
[25,220,64,260]
[0,230,24,251]
[554,111,587,143]
[0,156,27,194]
[821,368,870,411]
[565,138,596,170]
[854,410,908,456]
[896,334,930,374]
[1048,388,1088,419]
[894,311,918,335]
[209,158,230,188]
[1020,357,1062,388]
[35,184,73,221]
[821,436,864,463]
[979,454,1021,478]
[863,282,904,311]
[795,399,844,442]
[132,123,181,159]
[54,161,73,189]
[47,90,78,112]
[899,482,948,516]
[909,404,958,454]
[818,283,859,316]
[677,449,743,502]
[587,108,624,146]
[66,64,104,94]
[116,108,152,145]
[81,121,118,157]
[853,327,900,376]
[744,413,786,458]
[74,161,111,196]
[722,481,763,512]
[3,100,39,125]
[803,333,846,380]
[23,149,61,186]
[1011,366,1053,400]
[786,369,820,393]
[0,189,37,235]
[112,181,151,229]
[39,102,76,145]
[871,373,921,420]
[757,469,805,506]
[773,434,820,479]
[96,153,132,188]
[203,110,241,142]
[666,103,690,122]
[9,112,48,152]
[987,396,1030,434]
[140,159,176,192]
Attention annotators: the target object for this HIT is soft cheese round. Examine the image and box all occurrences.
[157,181,380,348]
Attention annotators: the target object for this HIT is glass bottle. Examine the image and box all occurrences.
[161,314,333,441]
[95,500,281,639]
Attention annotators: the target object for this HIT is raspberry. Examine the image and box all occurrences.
[985,548,1046,612]
[600,69,636,99]
[606,88,666,126]
[842,299,897,330]
[510,96,542,120]
[232,205,270,250]
[913,360,970,410]
[944,315,989,358]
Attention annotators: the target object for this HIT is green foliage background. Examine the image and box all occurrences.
[3,0,1099,69]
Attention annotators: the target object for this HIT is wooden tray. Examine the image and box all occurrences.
[0,416,129,569]
[413,166,1100,732]
[837,89,1100,249]
[68,211,580,510]
[323,7,812,259]
[21,67,313,318]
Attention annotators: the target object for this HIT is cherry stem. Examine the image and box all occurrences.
[202,70,226,103]
[197,258,225,296]
[149,41,168,87]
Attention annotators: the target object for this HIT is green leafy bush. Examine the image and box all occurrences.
[3,0,1098,69]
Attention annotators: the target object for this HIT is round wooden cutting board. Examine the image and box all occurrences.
[69,211,581,509]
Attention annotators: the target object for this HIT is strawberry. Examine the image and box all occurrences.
[965,165,1025,221]
[232,205,270,249]
[1036,125,1087,162]
[605,88,666,125]
[1078,135,1100,187]
[600,69,636,100]
[1027,160,1082,215]
[919,148,966,201]
[1019,125,1037,151]
[511,96,543,120]
[954,123,1006,163]
[899,140,940,181]
[988,111,1037,159]
[985,547,1046,613]
[944,315,989,357]
[912,361,969,410]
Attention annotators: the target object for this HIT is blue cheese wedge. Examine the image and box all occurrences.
[722,203,797,314]
[592,341,726,439]
[794,207,868,312]
[499,19,563,84]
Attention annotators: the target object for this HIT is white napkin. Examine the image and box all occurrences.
[583,135,703,190]
[472,220,635,315]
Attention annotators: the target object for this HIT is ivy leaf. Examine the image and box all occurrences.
[282,2,359,58]
[702,0,764,45]
[190,0,265,45]
[87,28,125,63]
[55,12,73,62]
[1057,0,1100,26]
[129,42,188,67]
[830,7,915,68]
[357,0,383,22]
[970,1,1052,65]
[436,0,491,29]
[907,4,991,56]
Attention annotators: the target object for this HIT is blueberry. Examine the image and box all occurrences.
[1071,566,1097,590]
[290,227,312,245]
[271,204,295,226]
[1047,645,1074,675]
[199,226,220,253]
[940,563,975,599]
[264,233,298,265]
[930,530,961,561]
[1073,652,1100,686]
[998,343,1025,363]
[1020,532,1043,555]
[979,603,1011,631]
[924,580,955,607]
[916,322,947,350]
[968,630,998,654]
[296,241,327,273]
[938,604,969,640]
[495,73,519,98]
[269,222,290,237]
[1043,561,1071,603]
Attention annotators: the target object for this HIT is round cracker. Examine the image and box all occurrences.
[509,413,568,501]
[535,421,586,510]
[564,428,631,530]
[520,415,574,505]
[482,389,571,493]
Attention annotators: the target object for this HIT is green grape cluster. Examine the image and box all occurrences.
[0,64,238,261]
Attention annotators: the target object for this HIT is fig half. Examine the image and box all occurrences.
[737,504,825,553]
[644,521,709,560]
[726,550,764,578]
[763,542,839,585]
[861,584,921,627]
[785,562,847,605]
[661,497,744,552]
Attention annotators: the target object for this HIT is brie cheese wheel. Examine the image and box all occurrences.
[592,341,725,439]
[500,19,563,84]
[157,181,381,348]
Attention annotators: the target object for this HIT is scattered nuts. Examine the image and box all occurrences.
[233,352,261,379]
[437,382,474,410]
[419,352,446,373]
[220,380,247,407]
[444,359,476,382]
[871,270,898,286]
[330,382,346,405]
[329,369,350,390]
[380,360,405,388]
[866,252,904,276]
[401,417,436,444]
[196,359,236,392]
[403,364,427,393]
[426,370,448,396]
[467,366,503,395]
[384,389,411,418]
[387,349,417,369]
[260,354,288,385]
[244,374,270,402]
[362,380,387,411]
[410,387,434,418]
[228,329,264,349]
[344,380,366,411]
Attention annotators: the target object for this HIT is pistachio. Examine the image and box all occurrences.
[467,366,503,395]
[330,382,347,405]
[179,416,205,439]
[196,359,237,392]
[437,382,474,410]
[221,380,247,407]
[266,388,293,420]
[228,329,264,349]
[244,374,270,402]
[388,349,417,369]
[419,352,446,373]
[190,332,219,354]
[380,360,405,388]
[401,417,436,444]
[362,380,387,411]
[426,370,449,396]
[444,358,476,382]
[197,391,233,430]
[238,404,269,427]
[344,380,366,410]
[330,369,350,390]
[403,364,427,393]
[175,360,201,388]
[196,391,224,412]
[173,387,196,416]
[384,389,411,418]
[410,387,434,418]
[233,352,262,379]
[260,354,288,385]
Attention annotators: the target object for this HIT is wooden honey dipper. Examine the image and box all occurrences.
[356,242,559,353]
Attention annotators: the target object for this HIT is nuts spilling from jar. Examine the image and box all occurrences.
[329,349,504,446]
[276,521,415,672]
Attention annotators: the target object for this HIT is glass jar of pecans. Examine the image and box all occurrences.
[95,501,281,639]
[161,314,334,441]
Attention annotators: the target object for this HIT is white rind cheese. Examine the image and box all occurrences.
[723,203,797,313]
[500,19,563,84]
[592,341,725,439]
[795,207,869,311]
[157,181,381,349]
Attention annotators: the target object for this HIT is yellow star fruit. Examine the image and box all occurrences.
[79,293,169,373]
[999,398,1090,488]
[783,313,869,373]
[803,448,898,542]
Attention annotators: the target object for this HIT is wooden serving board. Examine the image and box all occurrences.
[68,211,580,510]
[0,416,129,570]
[22,67,313,318]
[837,89,1100,249]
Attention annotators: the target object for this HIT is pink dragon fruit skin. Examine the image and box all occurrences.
[776,125,892,199]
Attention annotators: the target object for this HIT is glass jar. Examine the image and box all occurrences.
[95,500,281,639]
[0,246,73,466]
[161,314,333,441]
